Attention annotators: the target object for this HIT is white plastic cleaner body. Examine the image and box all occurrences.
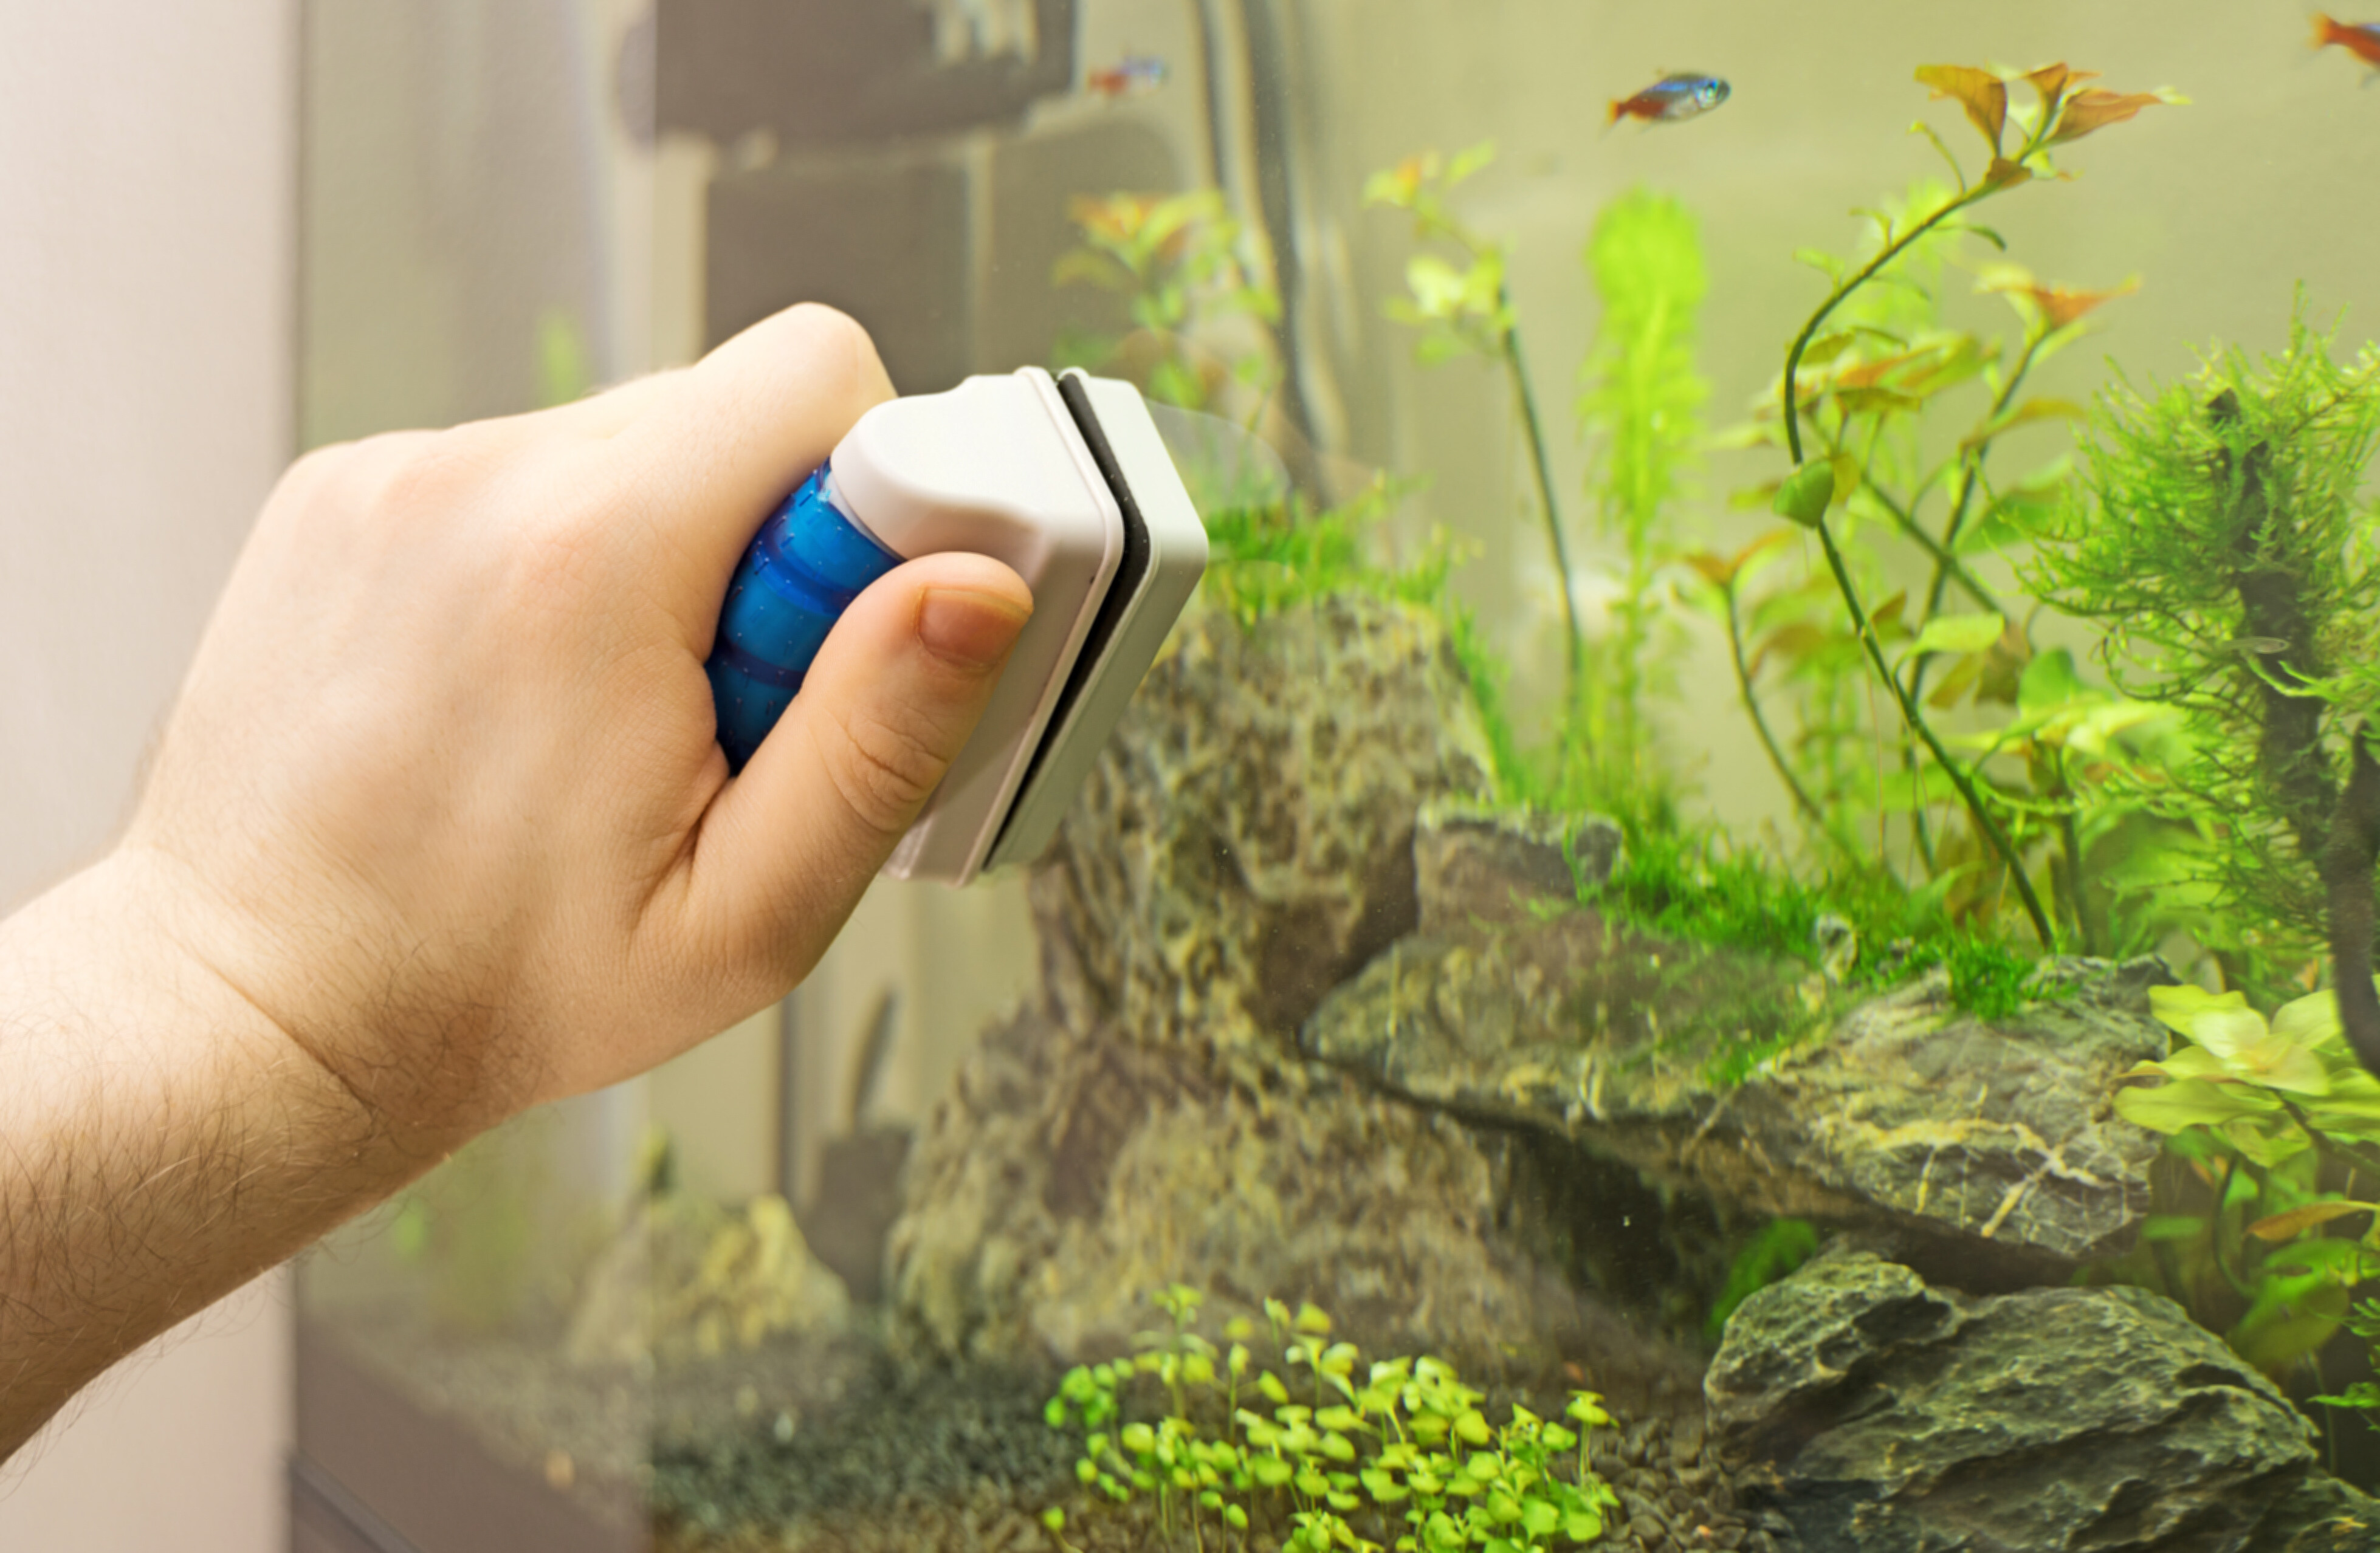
[830,367,1123,885]
[983,374,1208,870]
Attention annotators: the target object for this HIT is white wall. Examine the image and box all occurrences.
[0,3,295,1550]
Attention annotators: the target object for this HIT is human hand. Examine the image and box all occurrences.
[111,304,1031,1153]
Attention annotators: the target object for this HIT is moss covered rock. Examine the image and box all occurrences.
[1303,872,2172,1274]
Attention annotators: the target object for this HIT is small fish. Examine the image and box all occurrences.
[1087,54,1168,100]
[2313,13,2380,71]
[1608,72,1731,126]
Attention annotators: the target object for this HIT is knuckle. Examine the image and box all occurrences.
[817,702,952,839]
[786,303,889,398]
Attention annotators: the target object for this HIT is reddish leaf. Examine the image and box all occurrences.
[2248,1201,2380,1243]
[1987,273,2140,329]
[2020,63,2098,112]
[2049,88,2169,144]
[1981,157,2034,193]
[1916,65,2009,152]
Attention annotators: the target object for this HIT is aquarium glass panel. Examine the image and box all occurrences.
[295,2,2380,1550]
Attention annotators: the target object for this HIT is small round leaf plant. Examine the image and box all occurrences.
[1042,1287,1619,1552]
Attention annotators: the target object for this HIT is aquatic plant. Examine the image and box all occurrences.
[1054,188,1282,414]
[1574,188,1710,810]
[1042,1288,1618,1552]
[1765,63,2181,948]
[2032,314,2380,1064]
[2105,984,2380,1408]
[1366,144,1585,714]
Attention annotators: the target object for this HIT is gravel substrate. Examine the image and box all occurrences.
[326,1307,1780,1552]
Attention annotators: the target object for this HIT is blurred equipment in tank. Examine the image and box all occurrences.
[706,368,1209,883]
[644,0,1076,145]
[799,990,910,1304]
[1607,71,1732,126]
[2312,13,2380,72]
[1085,52,1169,100]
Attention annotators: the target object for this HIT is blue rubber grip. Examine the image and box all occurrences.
[706,465,903,772]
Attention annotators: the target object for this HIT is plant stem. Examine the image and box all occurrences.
[2273,1094,2380,1189]
[1780,174,2055,948]
[1838,453,2001,615]
[1499,297,1586,717]
[1809,514,2057,947]
[1781,190,1984,467]
[1723,580,1853,859]
[1924,327,2047,620]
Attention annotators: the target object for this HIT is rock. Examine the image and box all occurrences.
[2252,1476,2380,1551]
[1025,595,1496,1046]
[1303,897,2172,1273]
[566,1191,849,1367]
[886,1002,1694,1399]
[1414,801,1622,936]
[888,598,1697,1399]
[1707,1252,2329,1552]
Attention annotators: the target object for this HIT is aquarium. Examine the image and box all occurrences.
[291,2,2380,1551]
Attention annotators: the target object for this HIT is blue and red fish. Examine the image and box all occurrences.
[2313,13,2380,72]
[1608,72,1731,126]
[1087,54,1168,100]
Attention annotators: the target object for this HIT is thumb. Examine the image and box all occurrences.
[687,550,1033,980]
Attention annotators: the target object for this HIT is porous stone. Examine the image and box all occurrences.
[888,598,1695,1399]
[567,1191,850,1368]
[1303,897,2172,1272]
[1707,1252,2337,1553]
[1024,594,1497,1046]
[1414,800,1623,936]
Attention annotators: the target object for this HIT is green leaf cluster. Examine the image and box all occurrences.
[1043,1291,1618,1552]
[1054,189,1282,413]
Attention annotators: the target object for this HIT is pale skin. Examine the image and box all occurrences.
[0,304,1032,1462]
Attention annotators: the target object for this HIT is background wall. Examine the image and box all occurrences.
[0,2,296,1549]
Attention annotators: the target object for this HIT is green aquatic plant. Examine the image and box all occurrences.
[2032,312,2380,1063]
[1712,201,2168,961]
[1043,1290,1617,1552]
[2103,984,2380,1421]
[1574,188,1710,809]
[1366,144,1584,716]
[1199,476,1462,629]
[1054,189,1282,414]
[1766,62,2181,949]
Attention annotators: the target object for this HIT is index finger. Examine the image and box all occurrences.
[598,304,896,621]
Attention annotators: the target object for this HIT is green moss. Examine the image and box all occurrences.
[1584,819,2066,1027]
[1707,1219,1821,1341]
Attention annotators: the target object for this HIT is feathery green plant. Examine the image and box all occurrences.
[2031,309,2380,1061]
[1575,189,1708,810]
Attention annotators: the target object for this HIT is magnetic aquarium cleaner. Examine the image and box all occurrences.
[706,366,1209,886]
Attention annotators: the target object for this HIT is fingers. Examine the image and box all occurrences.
[597,304,896,614]
[685,552,1032,981]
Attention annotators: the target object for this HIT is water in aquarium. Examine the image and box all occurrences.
[292,2,2380,1551]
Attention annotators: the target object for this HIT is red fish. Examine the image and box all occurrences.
[1087,55,1168,99]
[2313,13,2380,69]
[1608,72,1731,126]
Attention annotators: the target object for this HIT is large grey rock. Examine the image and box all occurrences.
[1302,889,2171,1272]
[1707,1252,2342,1552]
[888,599,1698,1400]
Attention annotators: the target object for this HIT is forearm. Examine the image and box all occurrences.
[0,852,421,1461]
